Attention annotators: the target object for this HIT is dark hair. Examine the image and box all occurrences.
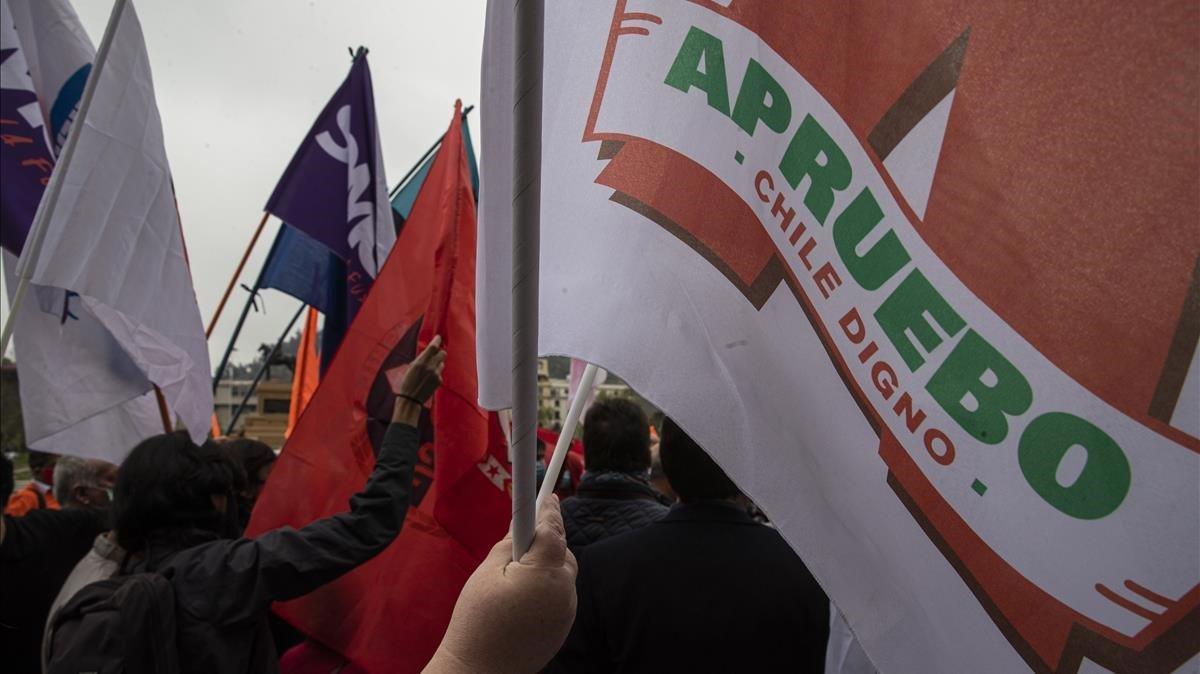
[659,417,739,501]
[582,398,650,473]
[223,438,275,489]
[0,453,13,505]
[27,449,55,473]
[113,431,240,554]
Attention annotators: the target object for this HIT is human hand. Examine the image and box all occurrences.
[392,336,446,425]
[424,496,578,674]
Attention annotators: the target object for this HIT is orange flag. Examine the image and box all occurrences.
[286,306,320,438]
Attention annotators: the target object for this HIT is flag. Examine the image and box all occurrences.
[261,51,394,374]
[258,115,479,371]
[248,102,509,673]
[16,0,211,450]
[0,0,167,462]
[478,2,1200,673]
[567,358,607,420]
[286,306,319,438]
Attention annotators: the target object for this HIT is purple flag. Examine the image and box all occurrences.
[0,0,57,256]
[265,53,395,279]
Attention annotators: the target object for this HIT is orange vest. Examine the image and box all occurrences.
[4,483,61,516]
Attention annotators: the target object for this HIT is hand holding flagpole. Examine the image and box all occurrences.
[510,0,545,561]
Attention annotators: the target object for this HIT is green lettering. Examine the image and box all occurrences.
[731,58,791,137]
[778,114,852,224]
[832,188,911,290]
[874,269,966,372]
[1019,412,1131,520]
[927,330,1034,444]
[665,27,730,116]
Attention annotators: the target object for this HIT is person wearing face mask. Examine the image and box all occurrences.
[5,450,61,516]
[0,455,116,674]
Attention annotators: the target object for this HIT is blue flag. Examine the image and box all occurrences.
[259,118,479,370]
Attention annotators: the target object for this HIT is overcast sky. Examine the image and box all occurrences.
[2,0,486,368]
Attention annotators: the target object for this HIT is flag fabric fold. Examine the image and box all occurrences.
[1,0,185,461]
[477,2,1200,673]
[248,102,508,673]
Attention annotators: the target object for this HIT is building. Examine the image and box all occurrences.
[537,358,635,429]
[240,381,291,448]
[213,379,257,435]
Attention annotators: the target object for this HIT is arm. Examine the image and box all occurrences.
[424,496,578,674]
[178,337,446,625]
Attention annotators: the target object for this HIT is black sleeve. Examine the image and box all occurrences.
[0,509,105,562]
[545,548,603,674]
[174,423,419,626]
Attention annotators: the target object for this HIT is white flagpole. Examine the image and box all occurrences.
[536,362,599,512]
[510,0,544,561]
[0,0,129,357]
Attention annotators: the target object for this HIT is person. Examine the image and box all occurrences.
[277,496,580,674]
[5,450,60,516]
[44,337,446,674]
[1,456,115,674]
[0,452,13,542]
[547,418,830,673]
[425,494,578,674]
[222,437,277,531]
[560,399,669,554]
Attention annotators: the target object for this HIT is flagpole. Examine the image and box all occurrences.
[210,228,281,394]
[206,211,270,338]
[152,384,173,433]
[224,302,306,435]
[387,105,475,199]
[536,362,598,512]
[511,0,544,561]
[0,0,129,357]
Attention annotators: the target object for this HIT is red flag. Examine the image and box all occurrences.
[246,101,510,673]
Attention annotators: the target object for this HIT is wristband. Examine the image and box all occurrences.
[396,393,425,407]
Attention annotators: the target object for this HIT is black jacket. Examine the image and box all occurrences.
[0,507,107,674]
[125,423,419,674]
[548,501,830,674]
[560,471,670,555]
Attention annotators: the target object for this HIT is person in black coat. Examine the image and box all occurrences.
[45,338,449,674]
[1,455,115,674]
[548,417,830,673]
[561,399,670,555]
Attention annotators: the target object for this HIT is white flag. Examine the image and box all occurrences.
[478,2,1200,673]
[2,0,166,462]
[17,0,211,451]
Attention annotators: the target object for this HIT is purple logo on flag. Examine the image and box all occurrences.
[265,53,395,278]
[0,15,56,256]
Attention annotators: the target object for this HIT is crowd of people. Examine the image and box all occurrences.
[2,339,849,673]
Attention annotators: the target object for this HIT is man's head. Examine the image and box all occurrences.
[1,453,13,505]
[27,450,58,486]
[53,456,118,510]
[113,431,241,554]
[659,417,739,502]
[582,398,651,474]
[223,438,276,503]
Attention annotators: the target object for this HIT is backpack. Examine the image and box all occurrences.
[46,572,182,674]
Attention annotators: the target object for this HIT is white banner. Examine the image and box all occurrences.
[19,0,212,449]
[479,2,1200,672]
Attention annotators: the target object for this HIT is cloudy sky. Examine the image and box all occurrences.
[3,0,486,367]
